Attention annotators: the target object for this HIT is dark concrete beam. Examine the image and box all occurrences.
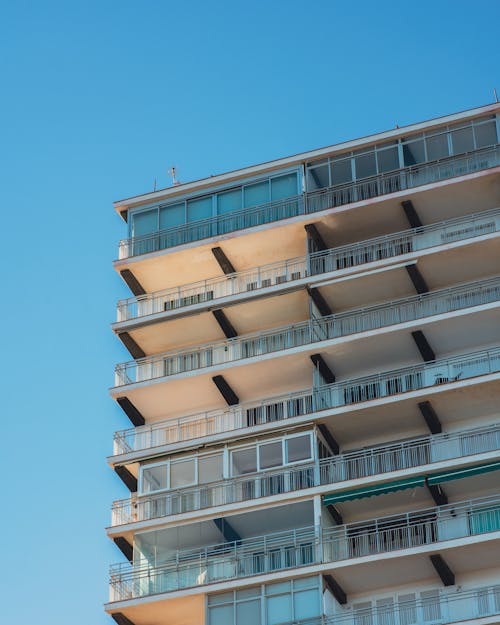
[401,200,423,228]
[418,401,442,434]
[112,613,136,625]
[430,554,455,586]
[323,574,347,605]
[411,330,436,362]
[118,332,146,359]
[305,223,328,251]
[212,309,238,339]
[113,537,133,562]
[114,466,138,493]
[427,482,448,506]
[307,286,332,317]
[119,210,128,223]
[212,375,239,406]
[311,353,336,384]
[119,269,146,296]
[405,264,429,294]
[116,397,145,426]
[213,517,242,543]
[212,247,236,274]
[317,423,340,455]
[326,504,343,525]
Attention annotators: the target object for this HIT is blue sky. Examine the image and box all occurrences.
[0,1,498,623]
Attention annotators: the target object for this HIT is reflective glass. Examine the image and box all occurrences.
[208,605,233,624]
[218,188,242,214]
[244,181,269,207]
[271,173,298,200]
[451,126,474,154]
[236,599,261,624]
[286,435,311,462]
[267,594,292,624]
[294,588,320,619]
[198,454,224,484]
[208,591,233,605]
[170,458,196,488]
[474,120,498,148]
[330,158,352,184]
[231,448,257,475]
[142,465,167,493]
[355,152,377,179]
[403,139,426,165]
[132,209,157,237]
[259,441,283,469]
[425,133,449,161]
[187,196,212,222]
[159,203,185,229]
[308,163,330,189]
[376,146,400,173]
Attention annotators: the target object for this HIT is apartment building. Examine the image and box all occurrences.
[106,103,500,625]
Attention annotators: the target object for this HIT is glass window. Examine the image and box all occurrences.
[376,146,400,173]
[142,465,167,493]
[159,203,184,229]
[244,180,269,207]
[266,581,291,595]
[218,188,242,214]
[259,441,283,469]
[294,588,320,619]
[403,139,426,166]
[208,605,233,625]
[271,173,298,200]
[451,126,474,154]
[170,458,196,488]
[267,593,292,625]
[474,120,497,148]
[355,151,377,179]
[236,600,261,623]
[307,163,329,190]
[286,435,311,463]
[132,209,157,237]
[330,158,352,185]
[231,448,257,476]
[198,454,224,484]
[187,196,212,222]
[425,133,449,161]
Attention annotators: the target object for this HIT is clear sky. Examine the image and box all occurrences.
[0,1,498,623]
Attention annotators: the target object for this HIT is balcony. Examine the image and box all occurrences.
[111,423,500,527]
[117,144,500,260]
[109,494,500,601]
[113,345,500,456]
[115,207,500,325]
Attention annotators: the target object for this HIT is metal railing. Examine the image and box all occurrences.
[109,495,500,601]
[116,207,500,322]
[113,346,500,456]
[111,423,500,526]
[117,144,500,259]
[114,277,500,386]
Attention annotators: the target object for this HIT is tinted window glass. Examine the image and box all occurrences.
[231,448,257,475]
[260,441,283,469]
[132,209,157,236]
[308,163,329,189]
[244,181,269,207]
[425,133,449,161]
[330,158,352,185]
[474,120,497,148]
[376,146,400,173]
[403,139,426,165]
[142,465,167,493]
[218,188,242,214]
[160,203,184,229]
[271,173,297,200]
[451,126,474,154]
[355,152,377,179]
[170,458,196,488]
[187,196,212,222]
[286,435,311,463]
[198,454,224,484]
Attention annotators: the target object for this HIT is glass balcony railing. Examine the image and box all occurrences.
[117,144,500,259]
[116,207,500,323]
[113,346,500,456]
[114,277,500,387]
[280,584,500,625]
[111,423,500,526]
[109,495,500,601]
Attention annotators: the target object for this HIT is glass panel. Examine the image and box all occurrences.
[330,158,352,185]
[271,173,298,200]
[187,196,212,222]
[236,599,261,624]
[231,448,257,475]
[286,435,311,463]
[208,591,233,605]
[208,605,233,625]
[293,576,317,589]
[142,465,167,493]
[294,588,320,619]
[451,126,474,154]
[376,146,400,173]
[244,180,269,207]
[267,594,292,625]
[425,133,449,161]
[307,163,329,190]
[170,458,196,488]
[403,139,426,166]
[159,203,185,229]
[198,454,224,484]
[218,188,242,214]
[132,209,158,237]
[259,441,283,469]
[355,152,377,179]
[236,587,261,599]
[266,581,291,595]
[474,120,497,148]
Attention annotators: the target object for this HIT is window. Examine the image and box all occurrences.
[376,145,399,172]
[218,188,242,214]
[142,465,167,493]
[271,173,298,200]
[244,180,269,207]
[187,196,212,222]
[286,434,312,463]
[330,158,352,184]
[355,151,377,179]
[474,119,497,148]
[259,441,282,469]
[425,133,449,161]
[402,137,426,166]
[159,202,184,229]
[170,458,196,488]
[451,125,475,154]
[232,448,258,476]
[132,209,157,237]
[198,454,224,484]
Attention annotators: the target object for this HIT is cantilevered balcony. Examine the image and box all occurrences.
[117,145,500,260]
[109,494,500,601]
[113,277,500,387]
[115,207,500,325]
[113,345,500,455]
[111,423,500,527]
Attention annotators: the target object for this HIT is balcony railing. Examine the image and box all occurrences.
[114,277,500,387]
[117,144,500,259]
[113,346,500,456]
[109,495,500,601]
[116,207,500,323]
[111,423,500,526]
[278,584,500,625]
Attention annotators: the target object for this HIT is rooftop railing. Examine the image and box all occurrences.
[117,144,500,259]
[111,423,500,526]
[109,494,500,601]
[114,277,500,387]
[116,207,500,323]
[113,346,500,457]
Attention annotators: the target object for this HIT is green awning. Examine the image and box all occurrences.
[427,461,500,486]
[323,476,426,505]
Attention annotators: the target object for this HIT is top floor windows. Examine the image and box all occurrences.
[130,170,300,240]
